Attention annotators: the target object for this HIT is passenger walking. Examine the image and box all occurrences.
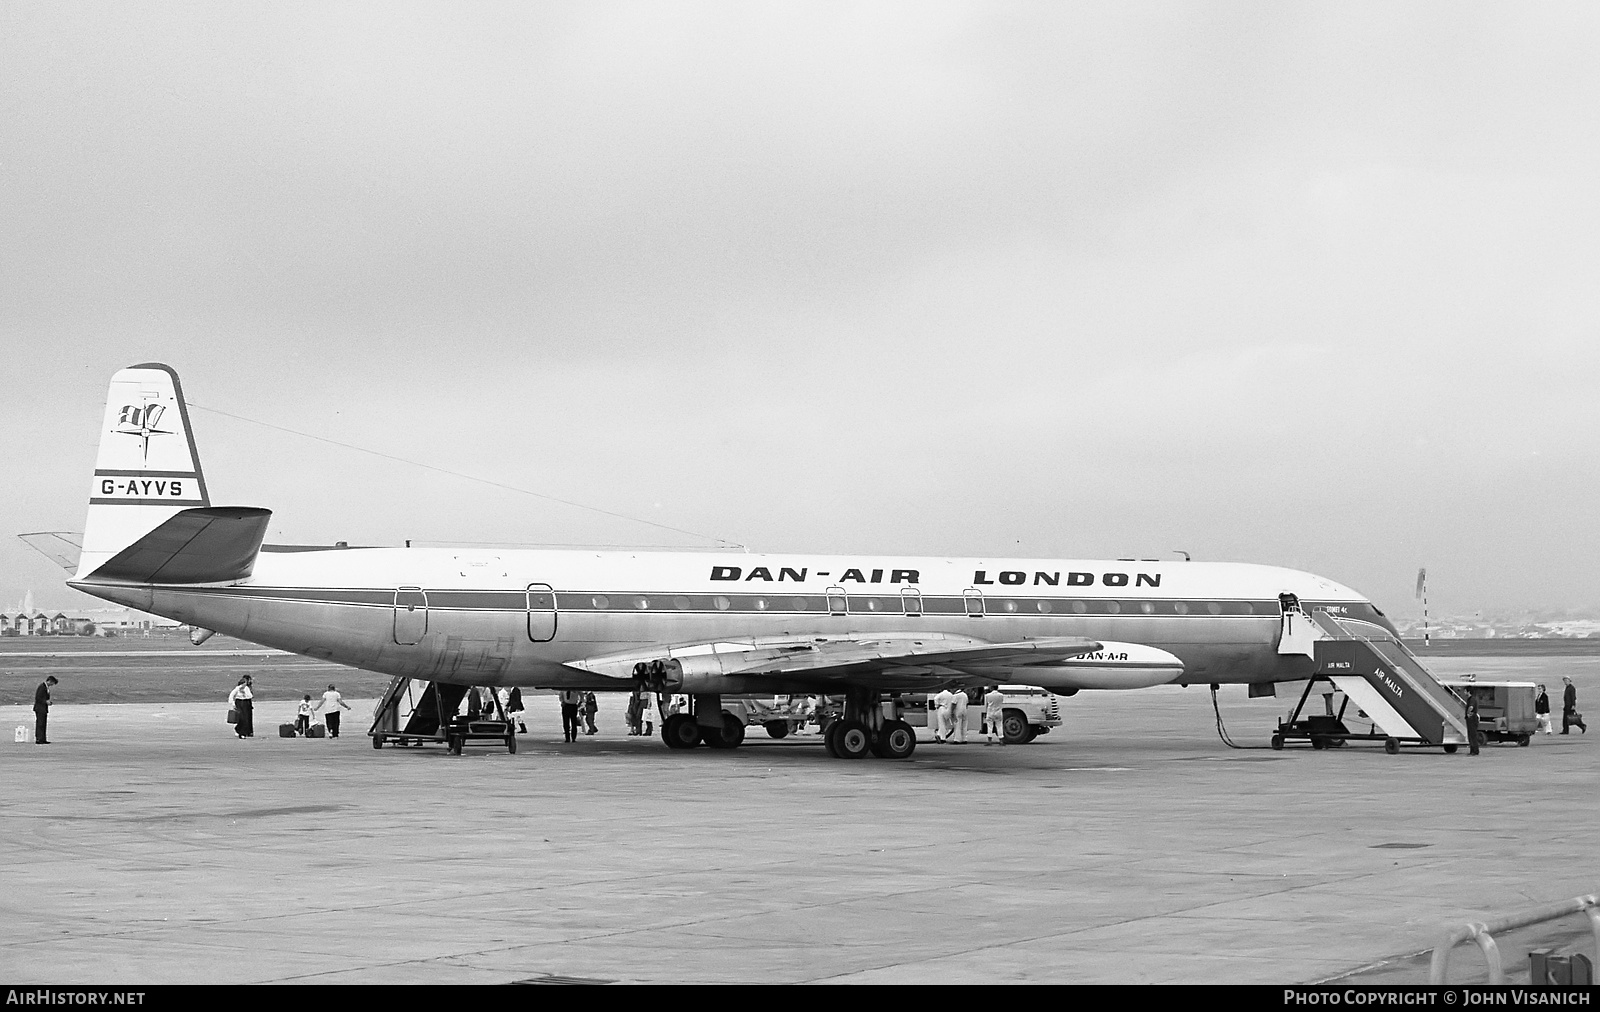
[949,688,970,744]
[228,675,255,739]
[638,689,656,737]
[625,692,642,735]
[559,689,582,742]
[1561,677,1587,734]
[316,683,351,738]
[1535,684,1554,735]
[33,675,57,745]
[983,686,1007,745]
[1464,694,1481,756]
[583,692,598,735]
[508,686,527,734]
[296,694,314,736]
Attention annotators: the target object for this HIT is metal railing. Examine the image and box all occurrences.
[1429,893,1600,984]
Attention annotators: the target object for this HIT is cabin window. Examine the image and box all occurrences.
[713,595,731,611]
[1174,601,1189,614]
[673,596,691,610]
[754,597,769,611]
[1036,600,1053,613]
[1104,601,1121,614]
[591,595,609,609]
[1071,601,1087,614]
[1140,602,1155,614]
[792,596,809,611]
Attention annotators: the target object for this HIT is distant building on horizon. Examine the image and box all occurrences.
[1,606,179,637]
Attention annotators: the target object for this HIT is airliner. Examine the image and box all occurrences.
[61,363,1397,760]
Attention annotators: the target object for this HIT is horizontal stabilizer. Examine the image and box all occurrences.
[17,532,83,572]
[85,507,272,584]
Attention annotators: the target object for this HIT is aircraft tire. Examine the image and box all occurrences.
[1444,743,1459,754]
[832,720,871,759]
[663,714,702,749]
[704,714,745,750]
[371,736,383,750]
[871,720,916,760]
[1001,709,1029,745]
[764,720,789,739]
[506,734,517,754]
[1384,737,1400,755]
[1270,734,1284,750]
[823,722,842,757]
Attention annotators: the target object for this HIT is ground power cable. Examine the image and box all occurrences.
[186,401,747,551]
[1210,684,1275,749]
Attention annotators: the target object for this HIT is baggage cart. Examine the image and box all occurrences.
[1440,678,1539,746]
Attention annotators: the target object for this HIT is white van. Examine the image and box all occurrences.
[900,686,1063,744]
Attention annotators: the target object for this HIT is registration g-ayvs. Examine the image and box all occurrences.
[63,364,1399,760]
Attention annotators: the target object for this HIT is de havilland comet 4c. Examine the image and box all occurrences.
[63,363,1406,760]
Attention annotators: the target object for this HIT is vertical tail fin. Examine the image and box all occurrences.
[76,363,210,579]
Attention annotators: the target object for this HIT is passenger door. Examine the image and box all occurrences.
[393,587,428,645]
[527,583,557,642]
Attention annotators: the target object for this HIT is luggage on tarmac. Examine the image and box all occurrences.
[306,724,327,738]
[279,723,297,738]
[226,708,238,724]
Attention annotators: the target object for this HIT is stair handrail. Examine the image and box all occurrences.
[1321,614,1470,737]
[1429,893,1600,984]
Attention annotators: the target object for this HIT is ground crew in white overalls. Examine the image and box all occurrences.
[949,688,970,743]
[931,688,954,742]
[984,687,1007,745]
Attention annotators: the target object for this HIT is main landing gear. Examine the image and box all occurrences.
[821,689,917,761]
[659,696,747,751]
[647,685,918,760]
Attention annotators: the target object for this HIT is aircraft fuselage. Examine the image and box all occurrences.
[71,547,1388,692]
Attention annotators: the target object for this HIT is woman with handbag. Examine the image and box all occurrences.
[227,675,255,739]
[1535,685,1554,735]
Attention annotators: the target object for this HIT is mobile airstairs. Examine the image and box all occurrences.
[368,677,517,754]
[1271,607,1471,754]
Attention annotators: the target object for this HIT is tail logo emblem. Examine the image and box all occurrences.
[114,401,173,462]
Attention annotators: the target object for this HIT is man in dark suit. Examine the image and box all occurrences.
[1464,694,1481,756]
[1562,677,1587,734]
[34,675,58,744]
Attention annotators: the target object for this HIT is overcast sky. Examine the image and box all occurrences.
[4,2,1598,619]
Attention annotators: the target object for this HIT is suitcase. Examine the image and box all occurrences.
[306,724,327,738]
[279,723,297,738]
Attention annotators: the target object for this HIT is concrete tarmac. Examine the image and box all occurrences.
[2,656,1595,985]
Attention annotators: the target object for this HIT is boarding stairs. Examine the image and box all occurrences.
[1272,609,1469,754]
[368,677,471,748]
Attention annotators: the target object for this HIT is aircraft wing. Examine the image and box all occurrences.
[564,632,1103,691]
